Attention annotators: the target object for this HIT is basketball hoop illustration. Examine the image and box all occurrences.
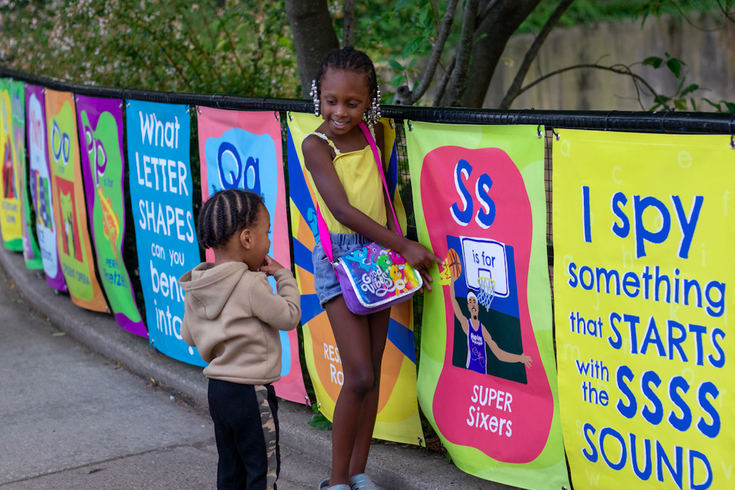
[477,275,496,311]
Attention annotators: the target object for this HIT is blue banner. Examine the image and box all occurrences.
[126,100,204,366]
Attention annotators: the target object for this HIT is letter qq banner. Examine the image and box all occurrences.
[26,84,67,291]
[553,130,733,490]
[76,95,146,336]
[0,78,24,251]
[127,101,203,364]
[406,121,569,489]
[45,89,107,312]
[286,112,423,444]
[196,107,306,402]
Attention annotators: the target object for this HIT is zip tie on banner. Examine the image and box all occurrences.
[408,120,413,131]
[551,127,560,141]
[389,119,394,129]
[537,124,543,138]
[274,111,280,122]
[730,134,734,150]
[604,110,615,131]
[288,112,293,122]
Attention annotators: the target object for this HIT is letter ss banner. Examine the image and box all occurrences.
[127,100,204,364]
[406,121,568,489]
[553,130,733,490]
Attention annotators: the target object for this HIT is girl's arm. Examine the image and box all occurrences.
[304,129,442,286]
[303,134,443,289]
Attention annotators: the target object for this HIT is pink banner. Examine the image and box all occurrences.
[196,108,307,404]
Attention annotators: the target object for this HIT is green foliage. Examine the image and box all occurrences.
[330,0,454,104]
[641,51,734,112]
[307,402,333,430]
[0,0,299,97]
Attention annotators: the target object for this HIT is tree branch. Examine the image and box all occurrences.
[447,0,481,106]
[343,0,355,47]
[716,0,735,24]
[499,0,575,109]
[393,0,460,105]
[429,0,441,32]
[434,0,500,106]
[433,55,456,106]
[515,63,669,111]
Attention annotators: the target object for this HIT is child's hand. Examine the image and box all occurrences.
[400,240,444,292]
[257,255,284,276]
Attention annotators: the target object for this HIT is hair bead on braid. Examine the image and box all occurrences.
[311,46,381,133]
[196,189,265,249]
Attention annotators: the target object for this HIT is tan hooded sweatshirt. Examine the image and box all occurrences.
[179,262,301,385]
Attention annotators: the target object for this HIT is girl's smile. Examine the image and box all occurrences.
[319,69,372,138]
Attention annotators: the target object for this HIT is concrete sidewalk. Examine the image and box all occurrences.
[0,247,516,490]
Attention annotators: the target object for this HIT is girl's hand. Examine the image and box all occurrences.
[400,240,444,292]
[257,255,284,276]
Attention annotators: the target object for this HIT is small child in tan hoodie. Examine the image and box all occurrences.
[179,189,300,490]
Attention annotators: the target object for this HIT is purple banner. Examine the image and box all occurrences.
[25,84,67,291]
[76,95,146,337]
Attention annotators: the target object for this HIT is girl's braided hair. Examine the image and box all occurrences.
[313,46,378,102]
[196,189,264,249]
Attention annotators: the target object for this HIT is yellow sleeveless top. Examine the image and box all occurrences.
[305,132,387,235]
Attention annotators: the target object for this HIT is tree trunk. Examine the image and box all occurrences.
[285,0,339,99]
[343,0,356,48]
[459,0,542,108]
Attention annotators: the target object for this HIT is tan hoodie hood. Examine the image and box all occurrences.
[179,262,249,320]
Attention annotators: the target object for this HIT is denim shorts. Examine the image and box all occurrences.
[312,232,372,308]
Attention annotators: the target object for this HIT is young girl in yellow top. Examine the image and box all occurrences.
[302,47,443,490]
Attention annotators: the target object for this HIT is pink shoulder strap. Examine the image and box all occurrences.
[315,122,401,263]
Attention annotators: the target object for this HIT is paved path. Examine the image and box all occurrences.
[0,263,331,490]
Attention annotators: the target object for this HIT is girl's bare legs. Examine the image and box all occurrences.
[325,295,391,486]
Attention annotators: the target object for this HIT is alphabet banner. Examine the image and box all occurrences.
[286,112,423,443]
[553,130,733,490]
[5,80,43,268]
[0,78,23,251]
[127,100,201,360]
[76,95,146,336]
[406,122,568,488]
[26,84,67,291]
[45,89,107,312]
[197,107,307,403]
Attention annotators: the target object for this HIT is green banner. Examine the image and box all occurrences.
[406,122,569,489]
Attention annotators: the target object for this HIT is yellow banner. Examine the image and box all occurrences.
[554,130,734,490]
[286,112,423,445]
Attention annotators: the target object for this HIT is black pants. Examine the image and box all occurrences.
[208,379,280,490]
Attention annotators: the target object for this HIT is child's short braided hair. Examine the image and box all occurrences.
[196,189,264,249]
[313,46,378,101]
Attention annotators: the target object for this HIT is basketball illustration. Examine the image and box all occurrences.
[447,248,462,277]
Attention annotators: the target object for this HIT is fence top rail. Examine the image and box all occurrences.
[2,65,734,135]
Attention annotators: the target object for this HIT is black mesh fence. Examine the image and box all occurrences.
[3,63,734,375]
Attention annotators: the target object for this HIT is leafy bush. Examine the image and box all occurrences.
[0,0,299,98]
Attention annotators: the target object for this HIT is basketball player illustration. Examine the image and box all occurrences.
[448,249,532,375]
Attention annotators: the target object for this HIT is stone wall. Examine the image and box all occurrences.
[484,13,734,111]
